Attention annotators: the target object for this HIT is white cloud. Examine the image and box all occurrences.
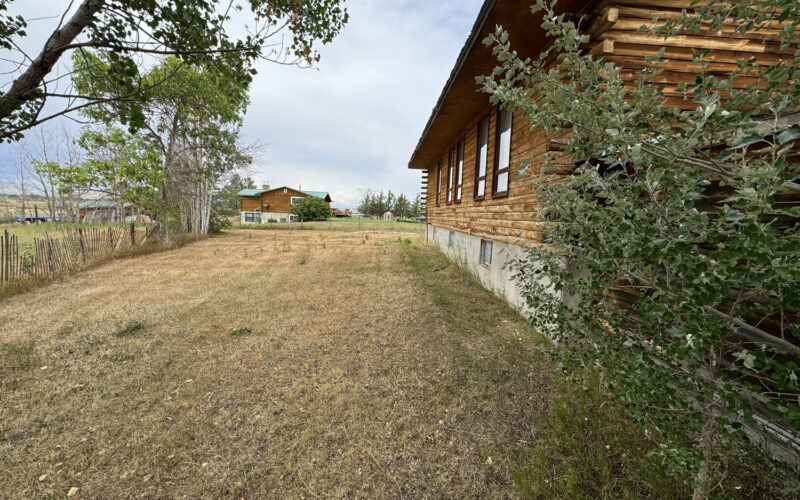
[235,0,485,206]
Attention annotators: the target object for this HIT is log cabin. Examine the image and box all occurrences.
[408,0,793,311]
[238,186,332,223]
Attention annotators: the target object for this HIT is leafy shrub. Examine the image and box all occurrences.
[289,196,330,221]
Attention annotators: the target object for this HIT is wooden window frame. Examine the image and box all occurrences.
[492,107,513,199]
[435,161,442,207]
[474,114,490,201]
[446,147,454,205]
[454,138,464,204]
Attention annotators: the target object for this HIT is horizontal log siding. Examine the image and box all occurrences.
[260,188,308,214]
[240,197,262,212]
[240,188,328,214]
[424,0,790,246]
[426,106,557,246]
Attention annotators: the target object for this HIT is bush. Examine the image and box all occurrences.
[480,1,800,496]
[289,196,330,221]
[208,212,232,233]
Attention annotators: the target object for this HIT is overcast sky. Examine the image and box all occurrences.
[0,0,485,208]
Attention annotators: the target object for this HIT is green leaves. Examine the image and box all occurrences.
[777,124,800,145]
[1,0,348,140]
[484,0,800,488]
[288,196,330,221]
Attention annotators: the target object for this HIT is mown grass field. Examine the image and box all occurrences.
[2,228,794,498]
[0,228,553,498]
[233,217,425,233]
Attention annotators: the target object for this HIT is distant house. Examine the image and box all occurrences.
[238,186,332,223]
[79,200,137,222]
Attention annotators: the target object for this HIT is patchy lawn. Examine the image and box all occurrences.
[0,229,552,498]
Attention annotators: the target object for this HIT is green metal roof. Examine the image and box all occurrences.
[237,188,269,197]
[237,187,331,201]
[301,190,331,200]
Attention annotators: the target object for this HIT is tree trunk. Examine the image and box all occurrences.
[0,0,105,135]
[692,411,719,500]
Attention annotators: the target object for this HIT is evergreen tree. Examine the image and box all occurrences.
[373,191,386,217]
[394,193,410,218]
[413,193,423,217]
[385,190,396,214]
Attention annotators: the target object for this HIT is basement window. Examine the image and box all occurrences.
[479,239,493,267]
[448,230,454,248]
[244,212,261,223]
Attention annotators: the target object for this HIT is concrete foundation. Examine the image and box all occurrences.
[240,212,296,224]
[426,224,534,314]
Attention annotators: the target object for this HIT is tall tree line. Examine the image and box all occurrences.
[357,190,422,219]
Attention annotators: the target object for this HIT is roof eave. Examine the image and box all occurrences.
[407,0,498,170]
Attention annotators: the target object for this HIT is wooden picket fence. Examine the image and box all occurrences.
[0,223,161,284]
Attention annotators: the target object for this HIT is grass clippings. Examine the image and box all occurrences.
[114,320,145,338]
[229,327,252,337]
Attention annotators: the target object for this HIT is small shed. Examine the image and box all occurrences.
[381,211,394,221]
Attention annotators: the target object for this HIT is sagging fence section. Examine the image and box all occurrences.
[0,224,161,284]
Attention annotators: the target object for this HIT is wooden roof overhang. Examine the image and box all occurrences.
[407,0,598,170]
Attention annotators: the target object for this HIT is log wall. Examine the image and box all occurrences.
[423,0,792,246]
[240,188,327,214]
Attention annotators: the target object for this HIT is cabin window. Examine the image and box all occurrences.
[436,161,442,207]
[283,188,287,193]
[446,148,454,205]
[290,196,304,205]
[474,115,489,200]
[479,239,493,267]
[493,108,513,197]
[455,139,464,203]
[244,212,261,223]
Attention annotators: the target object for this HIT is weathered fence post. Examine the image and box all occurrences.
[130,222,136,247]
[3,229,8,282]
[78,228,86,262]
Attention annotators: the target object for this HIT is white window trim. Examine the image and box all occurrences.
[290,196,305,205]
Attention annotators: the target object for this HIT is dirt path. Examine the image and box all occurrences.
[0,229,552,498]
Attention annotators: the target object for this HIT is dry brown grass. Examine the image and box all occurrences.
[0,229,552,498]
